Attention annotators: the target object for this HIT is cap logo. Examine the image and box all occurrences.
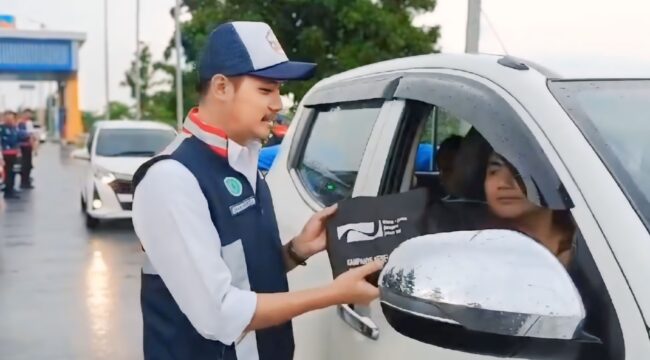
[266,30,286,57]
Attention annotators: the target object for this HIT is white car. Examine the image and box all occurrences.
[73,120,176,228]
[266,54,650,359]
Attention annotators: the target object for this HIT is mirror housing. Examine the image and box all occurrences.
[379,230,591,357]
[71,148,90,161]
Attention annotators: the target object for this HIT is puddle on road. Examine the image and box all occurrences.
[86,249,114,357]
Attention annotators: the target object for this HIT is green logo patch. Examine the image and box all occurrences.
[224,177,243,197]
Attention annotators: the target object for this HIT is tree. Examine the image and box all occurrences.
[394,268,405,290]
[81,101,134,134]
[404,269,416,295]
[82,111,101,132]
[106,101,133,120]
[153,0,440,115]
[122,44,173,121]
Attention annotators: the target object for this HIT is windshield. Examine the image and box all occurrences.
[549,79,650,228]
[95,128,176,157]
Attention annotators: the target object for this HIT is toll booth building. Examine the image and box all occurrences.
[0,29,86,143]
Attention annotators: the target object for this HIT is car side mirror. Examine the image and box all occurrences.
[71,148,90,161]
[379,230,596,358]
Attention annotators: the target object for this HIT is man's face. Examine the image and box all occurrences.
[3,113,16,125]
[226,76,283,143]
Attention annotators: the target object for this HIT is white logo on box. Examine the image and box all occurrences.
[337,217,407,243]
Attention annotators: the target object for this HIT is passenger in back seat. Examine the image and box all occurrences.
[436,135,462,199]
[424,129,495,233]
[445,128,491,202]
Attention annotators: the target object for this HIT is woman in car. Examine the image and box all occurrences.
[484,152,575,266]
[483,151,624,359]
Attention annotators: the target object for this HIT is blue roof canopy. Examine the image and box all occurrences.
[0,29,85,78]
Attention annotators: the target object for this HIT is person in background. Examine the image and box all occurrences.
[436,135,463,199]
[1,111,27,199]
[17,109,36,189]
[0,135,4,191]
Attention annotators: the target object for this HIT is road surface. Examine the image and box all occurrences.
[0,143,143,360]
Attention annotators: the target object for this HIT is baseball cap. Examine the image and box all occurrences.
[198,21,316,81]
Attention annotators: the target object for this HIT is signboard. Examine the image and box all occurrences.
[0,39,74,72]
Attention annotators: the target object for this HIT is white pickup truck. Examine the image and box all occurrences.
[266,53,650,359]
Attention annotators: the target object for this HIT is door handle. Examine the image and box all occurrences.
[337,304,379,340]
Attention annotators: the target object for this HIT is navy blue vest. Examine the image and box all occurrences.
[134,136,294,360]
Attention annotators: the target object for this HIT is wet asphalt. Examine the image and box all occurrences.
[0,143,143,360]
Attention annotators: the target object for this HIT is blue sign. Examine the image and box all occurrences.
[0,38,74,73]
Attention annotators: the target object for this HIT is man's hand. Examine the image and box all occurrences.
[291,204,338,260]
[247,260,384,331]
[328,260,384,305]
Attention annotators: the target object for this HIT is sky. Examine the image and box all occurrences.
[1,0,649,113]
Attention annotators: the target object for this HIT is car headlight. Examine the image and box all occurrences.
[94,167,116,184]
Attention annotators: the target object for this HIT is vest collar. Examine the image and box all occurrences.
[182,108,228,157]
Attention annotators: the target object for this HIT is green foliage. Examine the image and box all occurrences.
[149,62,202,122]
[420,108,464,145]
[106,101,133,120]
[82,111,101,132]
[122,44,184,123]
[123,44,154,103]
[82,101,134,132]
[150,0,439,116]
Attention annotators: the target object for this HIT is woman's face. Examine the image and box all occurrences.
[484,153,540,220]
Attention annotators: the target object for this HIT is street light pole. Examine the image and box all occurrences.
[25,18,46,117]
[174,0,184,130]
[465,0,481,53]
[104,0,111,120]
[135,0,142,121]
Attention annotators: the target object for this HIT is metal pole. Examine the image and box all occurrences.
[135,0,142,120]
[174,0,184,130]
[104,0,111,120]
[465,0,481,53]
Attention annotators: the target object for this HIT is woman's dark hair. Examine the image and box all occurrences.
[448,128,493,200]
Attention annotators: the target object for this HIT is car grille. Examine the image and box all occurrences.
[109,179,133,195]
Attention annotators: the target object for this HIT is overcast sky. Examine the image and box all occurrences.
[1,0,649,113]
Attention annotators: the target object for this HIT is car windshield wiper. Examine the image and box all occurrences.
[103,150,156,157]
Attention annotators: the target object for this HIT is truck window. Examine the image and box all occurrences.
[295,100,382,207]
[413,108,471,199]
[416,108,471,173]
